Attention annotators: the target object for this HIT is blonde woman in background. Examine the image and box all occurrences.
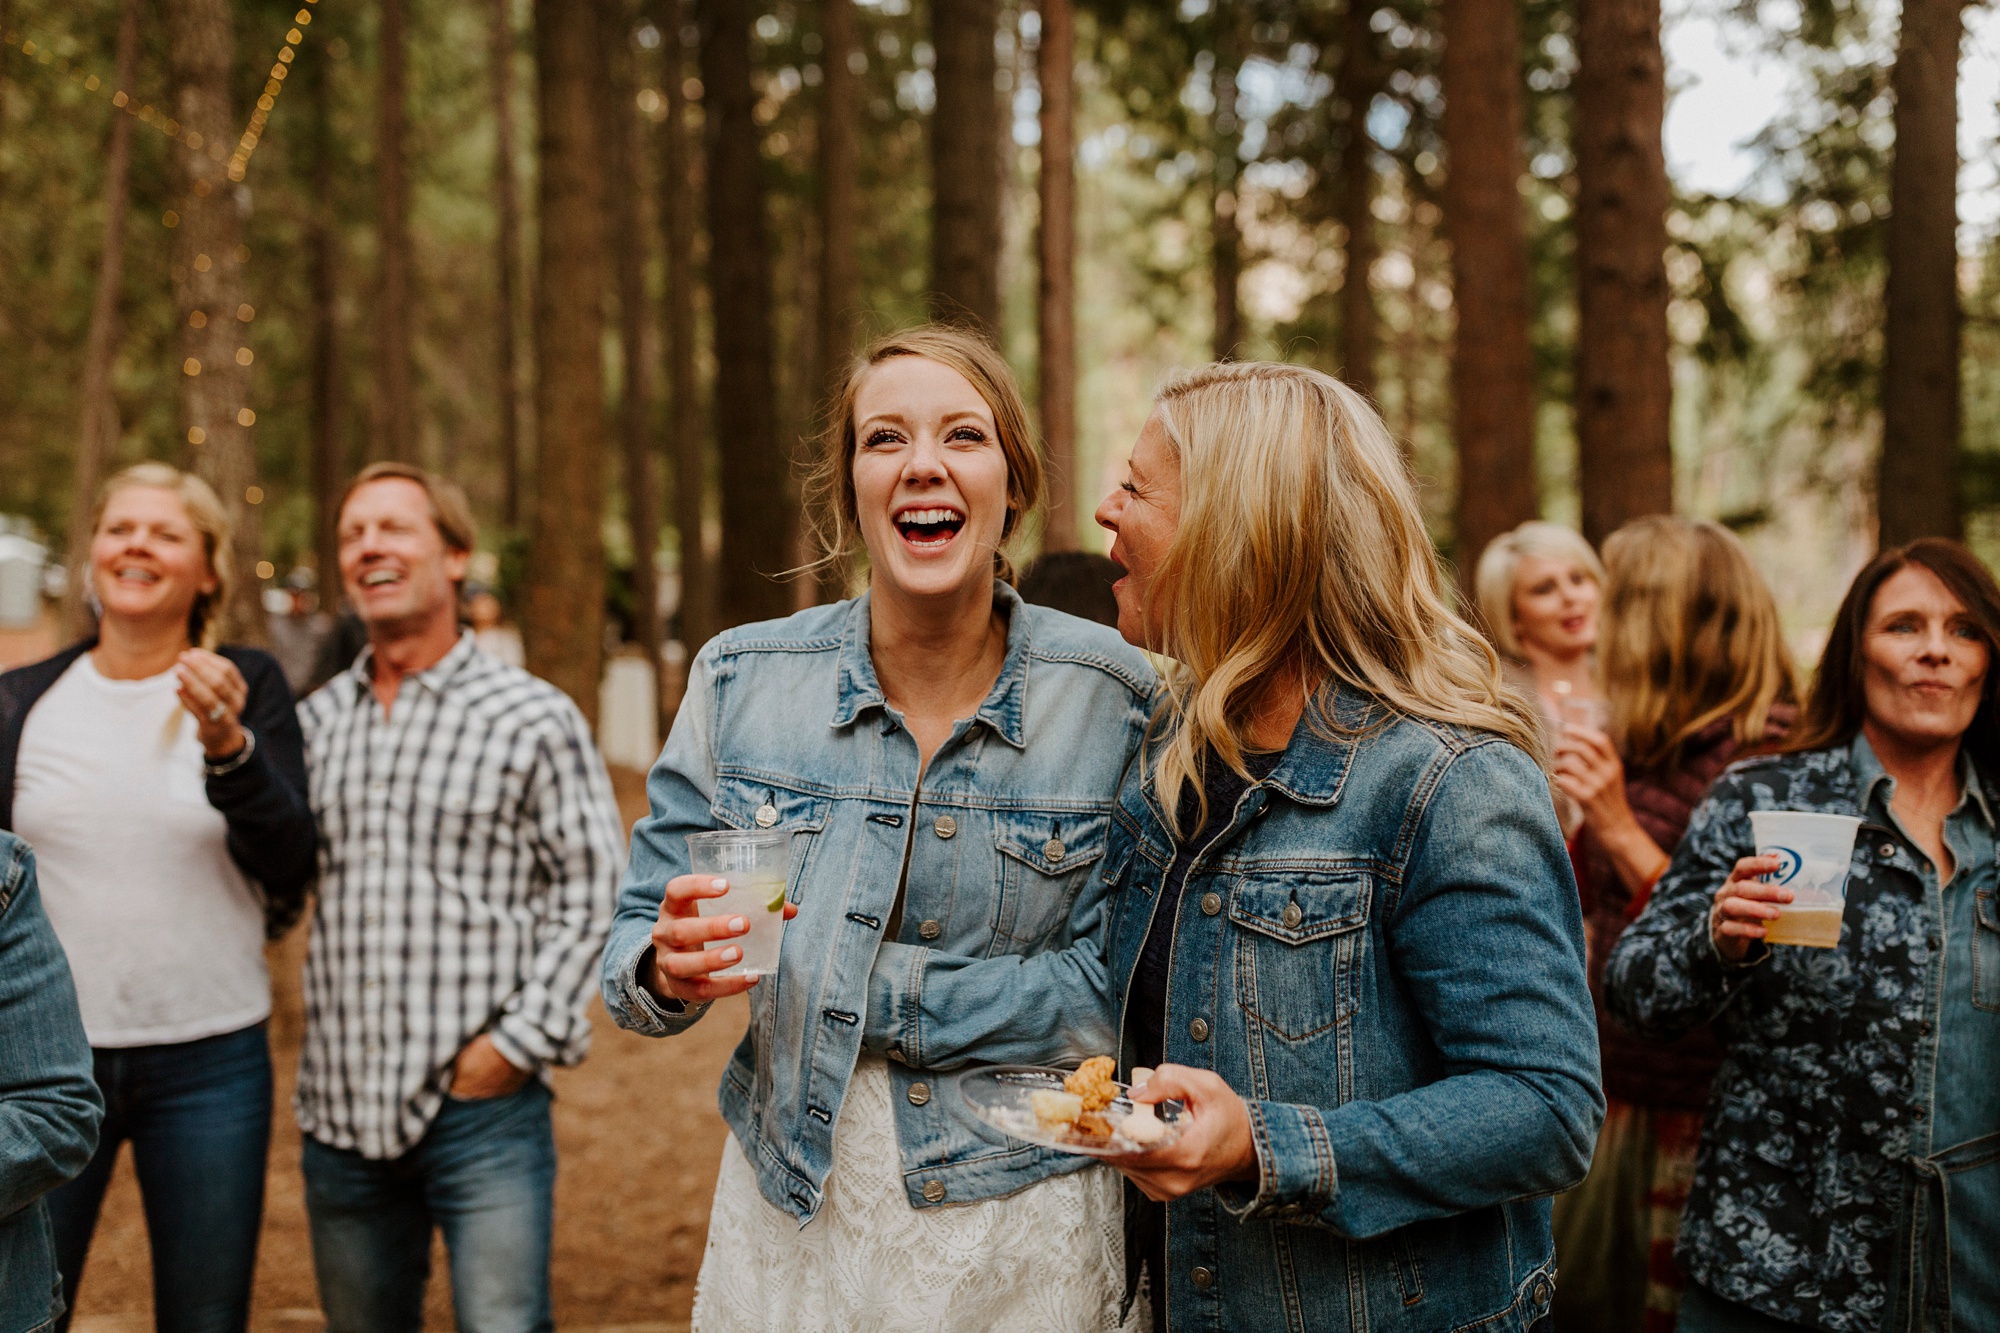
[1475,520,1606,724]
[0,463,315,1332]
[1550,516,1795,1332]
[1089,362,1600,1331]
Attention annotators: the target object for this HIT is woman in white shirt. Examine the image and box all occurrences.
[0,463,314,1333]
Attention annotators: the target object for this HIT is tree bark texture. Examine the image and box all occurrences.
[304,16,347,604]
[1879,0,1965,546]
[656,2,713,651]
[165,0,264,643]
[699,0,787,627]
[1440,0,1538,578]
[374,0,415,462]
[814,0,859,595]
[930,0,1001,331]
[527,0,609,719]
[1338,0,1382,400]
[816,0,858,400]
[1037,0,1078,549]
[63,0,142,642]
[597,0,665,706]
[1211,12,1245,361]
[1574,0,1673,546]
[493,0,525,527]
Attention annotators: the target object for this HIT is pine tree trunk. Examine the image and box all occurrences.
[1440,0,1538,579]
[1574,0,1672,545]
[598,0,665,716]
[165,0,264,643]
[493,0,524,528]
[1211,13,1245,361]
[699,0,787,627]
[1037,0,1078,550]
[656,2,713,650]
[63,0,142,643]
[1879,0,1965,546]
[527,0,609,719]
[305,19,347,605]
[374,0,415,463]
[1338,0,1381,399]
[931,0,1001,331]
[814,0,859,594]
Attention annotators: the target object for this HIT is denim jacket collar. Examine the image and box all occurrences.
[1849,730,1995,830]
[829,581,1033,749]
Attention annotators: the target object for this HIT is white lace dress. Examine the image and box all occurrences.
[693,1056,1144,1333]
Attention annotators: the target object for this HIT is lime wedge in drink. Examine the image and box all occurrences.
[766,883,788,913]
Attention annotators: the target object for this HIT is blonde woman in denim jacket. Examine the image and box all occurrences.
[1089,362,1602,1332]
[601,328,1155,1332]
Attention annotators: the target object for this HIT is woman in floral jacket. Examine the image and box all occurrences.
[1606,538,2000,1333]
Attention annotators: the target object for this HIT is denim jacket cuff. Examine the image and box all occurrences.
[863,941,927,1065]
[1217,1099,1338,1224]
[605,937,708,1036]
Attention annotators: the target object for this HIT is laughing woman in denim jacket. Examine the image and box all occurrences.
[1607,539,2000,1333]
[0,837,102,1333]
[1088,362,1603,1332]
[601,327,1156,1332]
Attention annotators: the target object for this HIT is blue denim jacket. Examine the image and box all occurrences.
[1100,691,1601,1332]
[601,585,1156,1223]
[1606,736,2000,1333]
[0,835,103,1333]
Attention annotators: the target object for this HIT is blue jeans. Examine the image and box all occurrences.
[47,1023,272,1333]
[301,1081,555,1333]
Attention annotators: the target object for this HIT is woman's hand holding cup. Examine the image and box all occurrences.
[1709,854,1790,962]
[647,874,799,1004]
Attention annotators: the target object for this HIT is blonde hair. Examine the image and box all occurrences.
[1473,520,1606,659]
[1144,361,1545,824]
[1598,516,1796,772]
[92,463,233,649]
[804,324,1043,585]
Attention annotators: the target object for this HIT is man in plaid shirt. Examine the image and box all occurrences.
[296,463,622,1332]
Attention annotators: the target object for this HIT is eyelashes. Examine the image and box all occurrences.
[860,426,991,447]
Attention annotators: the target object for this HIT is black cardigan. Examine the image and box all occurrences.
[0,640,317,938]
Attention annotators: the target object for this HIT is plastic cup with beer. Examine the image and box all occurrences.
[1747,811,1862,948]
[686,828,794,978]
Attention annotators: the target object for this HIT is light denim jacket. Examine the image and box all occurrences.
[1100,690,1601,1332]
[0,835,103,1333]
[601,584,1156,1223]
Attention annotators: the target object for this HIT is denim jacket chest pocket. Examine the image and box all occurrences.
[1229,870,1372,1041]
[992,811,1108,944]
[710,777,833,902]
[1974,887,2000,1012]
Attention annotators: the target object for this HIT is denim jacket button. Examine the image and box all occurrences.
[1879,842,1897,859]
[754,804,779,828]
[922,1179,947,1202]
[1044,838,1067,862]
[1281,902,1303,929]
[1189,1018,1211,1042]
[1532,1280,1550,1305]
[918,919,943,940]
[908,1081,932,1106]
[1200,892,1222,916]
[934,815,958,839]
[1191,1266,1215,1291]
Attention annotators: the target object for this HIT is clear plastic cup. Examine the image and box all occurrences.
[1748,811,1861,948]
[686,829,794,978]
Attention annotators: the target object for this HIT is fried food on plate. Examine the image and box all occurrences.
[1063,1056,1119,1112]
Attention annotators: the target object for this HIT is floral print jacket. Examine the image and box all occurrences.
[1604,738,1998,1333]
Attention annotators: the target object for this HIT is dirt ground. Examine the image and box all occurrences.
[68,768,741,1333]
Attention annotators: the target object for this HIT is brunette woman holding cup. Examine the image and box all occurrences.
[1606,538,2000,1332]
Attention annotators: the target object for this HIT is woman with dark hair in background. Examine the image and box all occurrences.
[1608,538,2000,1332]
[0,463,315,1333]
[1550,516,1796,1331]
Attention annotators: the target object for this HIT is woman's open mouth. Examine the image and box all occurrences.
[893,506,965,551]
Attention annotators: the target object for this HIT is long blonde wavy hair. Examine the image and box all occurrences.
[1597,515,1796,773]
[1143,361,1544,822]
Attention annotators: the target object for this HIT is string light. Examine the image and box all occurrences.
[1,4,320,493]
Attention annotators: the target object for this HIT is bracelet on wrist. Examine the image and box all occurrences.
[204,727,257,776]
